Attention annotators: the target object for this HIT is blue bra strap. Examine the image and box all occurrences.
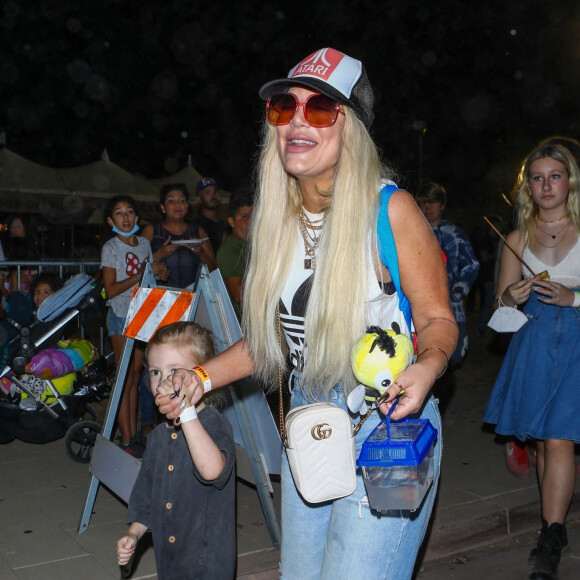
[377,184,412,330]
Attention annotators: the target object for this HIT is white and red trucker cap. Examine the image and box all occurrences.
[259,47,374,129]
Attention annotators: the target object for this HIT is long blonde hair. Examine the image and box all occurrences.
[513,143,580,246]
[242,109,395,398]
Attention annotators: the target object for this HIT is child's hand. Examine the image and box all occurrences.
[152,261,170,281]
[116,533,138,566]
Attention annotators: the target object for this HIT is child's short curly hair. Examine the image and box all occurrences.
[29,272,64,299]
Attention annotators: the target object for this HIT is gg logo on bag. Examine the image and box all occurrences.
[311,423,332,440]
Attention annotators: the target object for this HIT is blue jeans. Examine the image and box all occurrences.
[280,372,442,580]
[106,308,126,337]
[107,309,154,425]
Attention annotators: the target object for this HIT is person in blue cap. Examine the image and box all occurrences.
[194,177,226,254]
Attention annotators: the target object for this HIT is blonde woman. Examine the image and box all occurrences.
[484,143,580,580]
[158,48,456,579]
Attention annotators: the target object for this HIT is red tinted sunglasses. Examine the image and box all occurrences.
[266,92,345,128]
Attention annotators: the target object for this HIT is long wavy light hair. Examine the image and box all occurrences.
[513,143,580,246]
[242,109,395,398]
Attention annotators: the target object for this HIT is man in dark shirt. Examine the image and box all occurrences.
[194,177,226,254]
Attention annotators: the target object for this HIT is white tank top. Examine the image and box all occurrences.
[522,237,580,288]
[279,225,408,371]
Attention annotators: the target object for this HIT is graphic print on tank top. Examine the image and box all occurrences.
[279,270,313,371]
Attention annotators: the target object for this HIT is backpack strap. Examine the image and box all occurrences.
[377,184,412,330]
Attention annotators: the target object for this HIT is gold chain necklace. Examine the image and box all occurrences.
[536,213,567,224]
[298,208,325,270]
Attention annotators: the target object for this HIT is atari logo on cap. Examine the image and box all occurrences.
[289,47,362,98]
[123,287,195,342]
[291,48,343,80]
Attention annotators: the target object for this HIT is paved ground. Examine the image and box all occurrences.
[0,432,281,580]
[1,316,580,579]
[416,518,580,579]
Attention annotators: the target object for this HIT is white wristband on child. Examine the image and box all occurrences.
[179,405,198,424]
[572,291,580,308]
[192,365,212,393]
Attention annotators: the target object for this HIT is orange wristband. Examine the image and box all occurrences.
[192,365,212,393]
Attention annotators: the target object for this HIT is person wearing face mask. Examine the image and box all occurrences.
[157,48,457,579]
[101,196,169,457]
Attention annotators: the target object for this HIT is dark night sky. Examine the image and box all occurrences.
[2,0,580,209]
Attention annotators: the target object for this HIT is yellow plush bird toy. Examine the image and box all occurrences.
[351,324,414,398]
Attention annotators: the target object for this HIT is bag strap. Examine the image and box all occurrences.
[276,189,412,435]
[277,302,385,436]
[276,305,288,447]
[377,184,412,331]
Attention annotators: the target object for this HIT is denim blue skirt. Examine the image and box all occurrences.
[483,293,580,442]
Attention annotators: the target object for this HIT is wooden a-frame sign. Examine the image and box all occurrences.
[77,264,282,547]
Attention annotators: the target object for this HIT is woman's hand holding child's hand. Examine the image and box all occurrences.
[155,369,204,422]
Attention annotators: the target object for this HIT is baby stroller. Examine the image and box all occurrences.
[0,273,113,463]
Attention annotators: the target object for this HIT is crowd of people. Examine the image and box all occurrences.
[1,47,578,580]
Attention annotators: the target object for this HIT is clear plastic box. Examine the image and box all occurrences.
[357,417,437,512]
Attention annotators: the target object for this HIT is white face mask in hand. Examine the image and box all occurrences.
[488,307,529,333]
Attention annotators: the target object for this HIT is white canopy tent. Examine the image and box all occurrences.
[0,145,213,224]
[0,141,214,256]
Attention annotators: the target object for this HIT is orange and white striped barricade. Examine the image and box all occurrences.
[123,286,195,343]
[79,264,282,548]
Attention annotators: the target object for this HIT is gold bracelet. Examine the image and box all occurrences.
[417,346,449,378]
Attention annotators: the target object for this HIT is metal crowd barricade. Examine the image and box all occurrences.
[0,260,105,353]
[0,260,101,287]
[78,264,282,547]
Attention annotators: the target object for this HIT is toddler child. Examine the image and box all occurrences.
[29,272,64,309]
[116,321,235,579]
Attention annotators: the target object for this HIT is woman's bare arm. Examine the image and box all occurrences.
[194,226,217,271]
[380,190,458,419]
[156,339,254,419]
[495,230,534,307]
[102,265,141,299]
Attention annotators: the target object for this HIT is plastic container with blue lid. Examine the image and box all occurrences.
[357,398,437,512]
